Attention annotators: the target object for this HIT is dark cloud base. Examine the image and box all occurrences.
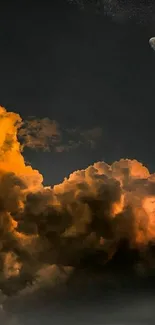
[4,240,155,325]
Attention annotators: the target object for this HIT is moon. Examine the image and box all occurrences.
[149,37,155,51]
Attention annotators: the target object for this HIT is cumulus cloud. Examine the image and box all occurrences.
[1,104,155,313]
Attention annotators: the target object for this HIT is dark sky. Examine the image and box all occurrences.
[1,0,155,184]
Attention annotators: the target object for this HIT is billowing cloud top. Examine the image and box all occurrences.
[0,106,155,309]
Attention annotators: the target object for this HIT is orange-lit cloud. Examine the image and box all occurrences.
[1,105,155,301]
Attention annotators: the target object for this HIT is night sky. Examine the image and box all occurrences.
[1,0,155,184]
[1,1,155,324]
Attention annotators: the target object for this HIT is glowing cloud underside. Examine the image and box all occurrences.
[0,106,155,296]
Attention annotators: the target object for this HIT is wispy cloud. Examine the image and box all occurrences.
[18,117,102,153]
[18,118,61,151]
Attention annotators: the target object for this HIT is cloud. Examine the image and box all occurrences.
[18,117,102,152]
[56,126,103,152]
[1,105,155,313]
[19,118,61,151]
